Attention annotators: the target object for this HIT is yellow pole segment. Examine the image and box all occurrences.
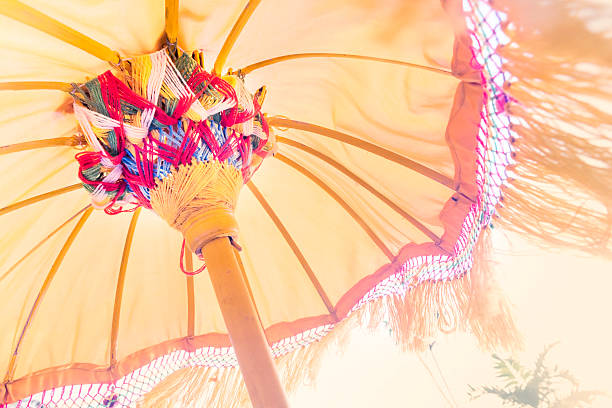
[2,1,120,64]
[240,53,453,76]
[0,81,72,92]
[0,136,83,155]
[201,237,289,408]
[3,207,93,383]
[164,0,179,45]
[267,116,457,190]
[110,208,141,366]
[247,182,338,319]
[213,0,262,75]
[276,137,443,243]
[185,251,195,338]
[0,184,82,217]
[0,206,91,283]
[275,153,394,261]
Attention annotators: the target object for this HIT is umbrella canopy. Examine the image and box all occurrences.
[1,0,609,407]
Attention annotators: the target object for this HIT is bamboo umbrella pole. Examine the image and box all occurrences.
[201,237,290,408]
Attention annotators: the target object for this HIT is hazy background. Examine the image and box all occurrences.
[290,229,612,407]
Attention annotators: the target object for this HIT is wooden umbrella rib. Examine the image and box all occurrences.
[247,182,338,321]
[2,1,120,63]
[277,137,442,244]
[213,0,262,74]
[110,207,141,366]
[267,116,456,190]
[0,205,92,284]
[0,136,83,155]
[184,250,195,338]
[0,81,73,92]
[3,207,93,384]
[164,0,179,45]
[274,154,395,261]
[0,184,82,217]
[240,53,453,76]
[14,161,73,204]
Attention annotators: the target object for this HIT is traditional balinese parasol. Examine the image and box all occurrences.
[1,0,609,407]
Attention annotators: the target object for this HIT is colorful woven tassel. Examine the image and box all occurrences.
[73,49,275,215]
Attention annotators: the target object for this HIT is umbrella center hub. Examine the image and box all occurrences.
[71,49,275,252]
[150,159,242,254]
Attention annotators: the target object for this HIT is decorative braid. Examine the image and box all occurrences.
[150,160,243,254]
[73,49,275,215]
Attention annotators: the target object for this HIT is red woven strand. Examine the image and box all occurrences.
[179,240,207,275]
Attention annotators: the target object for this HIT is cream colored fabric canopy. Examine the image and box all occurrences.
[0,0,480,402]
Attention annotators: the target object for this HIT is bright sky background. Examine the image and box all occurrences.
[289,229,612,408]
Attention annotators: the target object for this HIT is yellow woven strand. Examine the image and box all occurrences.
[150,160,242,231]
